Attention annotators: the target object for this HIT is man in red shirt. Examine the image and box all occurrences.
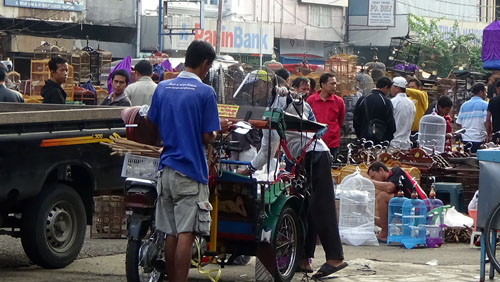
[306,73,345,161]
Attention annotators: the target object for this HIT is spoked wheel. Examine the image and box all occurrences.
[484,203,500,276]
[273,207,299,282]
[126,226,165,282]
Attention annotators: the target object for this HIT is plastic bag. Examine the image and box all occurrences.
[444,206,474,228]
[81,80,96,94]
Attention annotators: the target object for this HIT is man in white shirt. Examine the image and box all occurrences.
[389,77,415,150]
[125,60,157,106]
[457,83,488,153]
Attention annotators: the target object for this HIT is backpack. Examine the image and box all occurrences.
[363,93,387,143]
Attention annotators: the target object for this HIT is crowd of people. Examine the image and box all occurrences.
[5,40,500,281]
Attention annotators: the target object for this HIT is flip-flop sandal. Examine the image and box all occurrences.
[312,262,348,278]
[297,266,314,273]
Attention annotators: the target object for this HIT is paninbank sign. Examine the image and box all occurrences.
[4,0,85,12]
[168,18,274,55]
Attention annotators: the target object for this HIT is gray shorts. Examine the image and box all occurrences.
[155,167,212,236]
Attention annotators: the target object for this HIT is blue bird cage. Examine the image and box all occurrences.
[387,189,407,245]
[401,195,427,249]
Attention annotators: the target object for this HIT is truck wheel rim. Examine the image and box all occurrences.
[275,213,297,278]
[45,201,76,253]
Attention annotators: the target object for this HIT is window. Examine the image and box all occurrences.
[496,0,500,19]
[205,0,218,5]
[308,4,332,27]
[479,0,495,22]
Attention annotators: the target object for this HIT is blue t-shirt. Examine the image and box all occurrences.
[148,71,220,184]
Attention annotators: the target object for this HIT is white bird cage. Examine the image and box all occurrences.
[338,167,378,246]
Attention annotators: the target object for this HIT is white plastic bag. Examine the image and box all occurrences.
[444,206,474,228]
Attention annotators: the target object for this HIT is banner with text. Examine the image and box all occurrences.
[368,0,395,27]
[4,0,85,11]
[167,17,274,55]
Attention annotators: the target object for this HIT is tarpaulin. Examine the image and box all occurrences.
[482,20,500,62]
[107,56,132,93]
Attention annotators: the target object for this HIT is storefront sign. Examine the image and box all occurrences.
[368,0,395,27]
[4,0,85,11]
[168,18,274,55]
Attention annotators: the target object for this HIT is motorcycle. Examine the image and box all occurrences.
[123,122,252,282]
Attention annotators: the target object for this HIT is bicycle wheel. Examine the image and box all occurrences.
[484,203,500,274]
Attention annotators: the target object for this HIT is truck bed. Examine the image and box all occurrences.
[0,103,125,135]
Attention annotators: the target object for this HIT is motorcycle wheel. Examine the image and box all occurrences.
[125,228,165,282]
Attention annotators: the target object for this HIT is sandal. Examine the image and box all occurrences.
[312,262,348,278]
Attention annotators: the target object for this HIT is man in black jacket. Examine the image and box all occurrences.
[42,56,68,104]
[353,77,396,143]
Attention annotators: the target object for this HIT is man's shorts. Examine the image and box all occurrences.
[155,166,212,236]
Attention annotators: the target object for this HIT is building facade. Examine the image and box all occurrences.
[144,0,347,65]
[348,0,494,64]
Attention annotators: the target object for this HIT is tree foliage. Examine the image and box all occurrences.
[406,14,484,77]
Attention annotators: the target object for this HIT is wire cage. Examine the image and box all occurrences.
[70,52,81,84]
[324,54,357,96]
[207,66,276,108]
[451,45,470,70]
[89,51,101,85]
[386,37,421,74]
[35,43,68,60]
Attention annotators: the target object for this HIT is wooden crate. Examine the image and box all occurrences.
[91,196,127,239]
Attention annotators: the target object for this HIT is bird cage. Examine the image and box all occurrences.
[387,36,421,72]
[338,168,378,246]
[62,64,75,101]
[324,54,357,96]
[34,43,52,60]
[50,45,67,60]
[387,190,408,244]
[451,44,470,70]
[418,114,446,154]
[89,51,101,85]
[30,59,51,97]
[79,50,91,83]
[100,51,112,86]
[70,52,81,84]
[423,185,445,248]
[401,196,427,249]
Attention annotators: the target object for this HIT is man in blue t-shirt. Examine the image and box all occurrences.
[147,40,220,282]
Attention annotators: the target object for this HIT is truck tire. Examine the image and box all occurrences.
[21,183,87,269]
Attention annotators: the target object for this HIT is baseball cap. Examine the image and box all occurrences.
[392,76,407,88]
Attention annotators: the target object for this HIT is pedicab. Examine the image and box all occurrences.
[123,69,327,282]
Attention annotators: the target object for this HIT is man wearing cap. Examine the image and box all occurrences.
[390,77,415,150]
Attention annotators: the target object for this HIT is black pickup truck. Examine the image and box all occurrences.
[0,103,125,268]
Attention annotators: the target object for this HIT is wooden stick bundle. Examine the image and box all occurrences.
[102,136,161,158]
